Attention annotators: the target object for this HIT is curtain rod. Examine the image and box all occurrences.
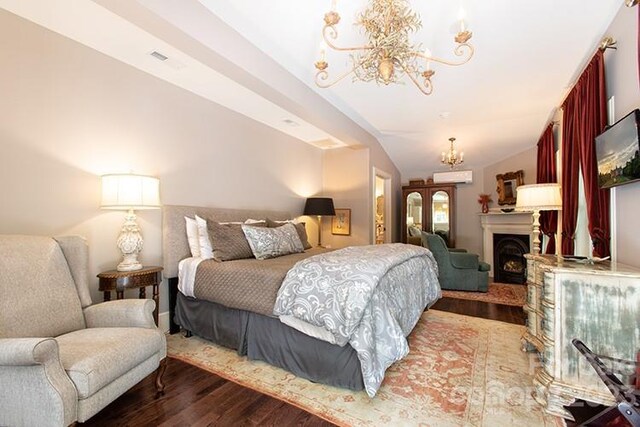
[557,36,616,109]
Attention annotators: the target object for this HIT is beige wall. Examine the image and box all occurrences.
[482,147,538,202]
[603,5,640,268]
[0,10,324,315]
[322,147,370,248]
[455,168,485,257]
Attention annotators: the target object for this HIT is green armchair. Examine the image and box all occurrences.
[422,232,490,292]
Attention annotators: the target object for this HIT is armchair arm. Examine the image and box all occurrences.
[84,299,157,329]
[0,337,58,366]
[0,338,77,427]
[450,252,480,270]
[448,248,468,253]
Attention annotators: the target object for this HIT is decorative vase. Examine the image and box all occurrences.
[481,202,489,214]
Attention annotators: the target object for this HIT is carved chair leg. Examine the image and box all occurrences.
[155,358,167,396]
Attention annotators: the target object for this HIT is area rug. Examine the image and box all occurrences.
[441,283,527,306]
[167,310,562,427]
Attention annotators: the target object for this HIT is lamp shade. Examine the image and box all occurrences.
[101,174,161,210]
[515,184,562,211]
[303,197,335,216]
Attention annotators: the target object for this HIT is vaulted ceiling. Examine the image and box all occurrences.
[1,0,624,178]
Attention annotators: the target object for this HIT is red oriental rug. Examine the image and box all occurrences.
[441,283,527,307]
[168,310,560,426]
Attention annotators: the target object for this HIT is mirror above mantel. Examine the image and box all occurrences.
[496,170,524,205]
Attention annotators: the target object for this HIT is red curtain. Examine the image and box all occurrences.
[561,95,580,255]
[536,124,558,254]
[561,50,610,257]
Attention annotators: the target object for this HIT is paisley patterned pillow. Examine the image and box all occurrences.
[265,218,312,250]
[241,223,304,260]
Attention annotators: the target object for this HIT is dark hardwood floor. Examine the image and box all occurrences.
[431,297,526,325]
[83,358,334,427]
[84,298,525,426]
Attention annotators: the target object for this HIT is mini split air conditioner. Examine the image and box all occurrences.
[433,170,473,184]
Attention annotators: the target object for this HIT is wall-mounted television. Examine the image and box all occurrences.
[596,109,640,189]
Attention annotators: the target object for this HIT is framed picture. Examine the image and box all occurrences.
[331,208,351,236]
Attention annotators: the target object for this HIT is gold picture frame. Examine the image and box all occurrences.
[496,170,525,205]
[331,208,351,236]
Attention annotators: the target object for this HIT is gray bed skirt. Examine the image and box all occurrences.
[175,292,365,391]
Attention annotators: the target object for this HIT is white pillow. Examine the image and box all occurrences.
[184,216,201,258]
[244,218,265,224]
[195,215,214,259]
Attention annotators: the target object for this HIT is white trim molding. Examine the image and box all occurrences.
[158,311,170,333]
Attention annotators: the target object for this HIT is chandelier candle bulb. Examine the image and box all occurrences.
[458,6,466,32]
[330,0,337,11]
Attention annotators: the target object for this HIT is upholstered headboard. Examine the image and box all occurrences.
[162,205,291,278]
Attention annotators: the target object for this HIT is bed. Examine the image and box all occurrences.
[163,205,441,397]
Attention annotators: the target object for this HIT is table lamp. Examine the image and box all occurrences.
[303,197,335,247]
[101,174,161,271]
[515,183,562,255]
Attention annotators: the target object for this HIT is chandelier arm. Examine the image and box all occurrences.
[413,44,474,67]
[322,25,373,52]
[315,58,368,89]
[399,62,433,95]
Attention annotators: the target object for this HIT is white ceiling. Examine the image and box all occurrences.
[1,0,625,178]
[197,0,623,177]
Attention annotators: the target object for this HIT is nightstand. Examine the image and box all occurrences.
[97,266,163,326]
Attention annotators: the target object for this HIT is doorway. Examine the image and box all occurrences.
[373,168,392,244]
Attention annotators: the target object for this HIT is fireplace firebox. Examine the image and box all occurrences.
[492,233,530,284]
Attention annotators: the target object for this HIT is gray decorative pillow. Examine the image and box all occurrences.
[265,218,312,250]
[242,223,304,260]
[207,221,265,261]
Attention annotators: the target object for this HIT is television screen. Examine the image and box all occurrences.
[596,109,640,189]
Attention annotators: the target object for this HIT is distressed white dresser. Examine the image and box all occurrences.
[522,254,640,419]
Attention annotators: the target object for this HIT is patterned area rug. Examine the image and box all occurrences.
[167,310,562,426]
[441,283,527,306]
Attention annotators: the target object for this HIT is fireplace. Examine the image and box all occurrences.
[493,233,530,284]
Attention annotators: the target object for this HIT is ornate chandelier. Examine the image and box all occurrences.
[314,0,474,95]
[441,137,464,169]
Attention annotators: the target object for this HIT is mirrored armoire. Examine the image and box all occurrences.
[402,182,457,248]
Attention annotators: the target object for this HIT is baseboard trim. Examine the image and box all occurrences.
[159,311,170,333]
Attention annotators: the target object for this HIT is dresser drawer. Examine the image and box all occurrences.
[526,259,536,283]
[527,283,535,307]
[541,337,555,376]
[542,272,555,303]
[540,300,554,339]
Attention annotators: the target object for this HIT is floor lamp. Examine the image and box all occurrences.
[515,183,562,255]
[303,197,335,247]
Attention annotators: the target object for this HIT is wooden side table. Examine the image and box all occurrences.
[97,266,163,326]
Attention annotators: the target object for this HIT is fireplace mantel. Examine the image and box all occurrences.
[479,212,534,277]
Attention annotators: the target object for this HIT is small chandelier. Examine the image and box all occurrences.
[314,0,474,95]
[441,137,464,169]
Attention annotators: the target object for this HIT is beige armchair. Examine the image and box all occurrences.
[0,235,167,427]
